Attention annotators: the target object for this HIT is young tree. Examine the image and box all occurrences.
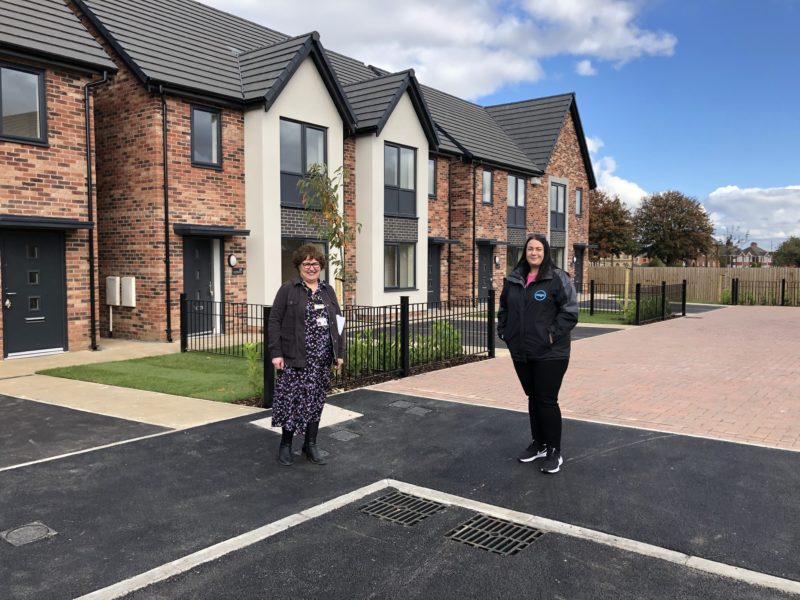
[588,189,636,264]
[633,191,714,266]
[772,236,800,267]
[297,164,361,302]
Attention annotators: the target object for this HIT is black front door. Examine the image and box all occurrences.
[427,244,441,307]
[573,246,585,289]
[183,237,214,334]
[478,245,492,299]
[1,230,67,357]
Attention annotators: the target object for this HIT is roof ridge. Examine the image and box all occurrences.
[486,92,575,109]
[238,31,318,58]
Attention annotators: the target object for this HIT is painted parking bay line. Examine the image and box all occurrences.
[77,479,800,599]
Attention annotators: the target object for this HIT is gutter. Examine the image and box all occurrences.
[160,86,173,342]
[83,71,110,351]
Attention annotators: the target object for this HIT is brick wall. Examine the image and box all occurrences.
[0,55,100,357]
[341,136,357,304]
[427,154,452,302]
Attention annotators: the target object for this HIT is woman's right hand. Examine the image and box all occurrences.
[272,357,284,370]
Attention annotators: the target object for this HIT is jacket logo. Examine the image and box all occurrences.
[534,290,547,301]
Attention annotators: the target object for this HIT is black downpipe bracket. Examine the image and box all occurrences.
[83,71,109,351]
[160,87,173,342]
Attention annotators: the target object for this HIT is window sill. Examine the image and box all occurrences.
[0,135,48,147]
[191,161,223,171]
[384,213,419,219]
[384,287,418,292]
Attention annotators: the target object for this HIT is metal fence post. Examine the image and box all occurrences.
[487,289,496,359]
[262,305,274,408]
[635,283,641,325]
[661,281,667,321]
[400,296,410,377]
[589,280,595,316]
[781,278,787,306]
[681,280,687,316]
[179,293,187,352]
[732,278,739,305]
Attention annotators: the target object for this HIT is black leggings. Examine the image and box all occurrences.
[512,358,569,451]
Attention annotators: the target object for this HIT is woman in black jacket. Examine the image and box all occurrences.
[498,234,578,473]
[268,244,345,467]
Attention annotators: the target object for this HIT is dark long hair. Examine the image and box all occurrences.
[514,234,556,278]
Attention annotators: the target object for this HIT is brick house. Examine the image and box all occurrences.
[4,0,596,354]
[734,242,773,268]
[0,0,116,358]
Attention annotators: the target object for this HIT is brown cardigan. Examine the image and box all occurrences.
[267,278,345,369]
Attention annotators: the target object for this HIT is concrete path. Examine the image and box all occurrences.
[373,305,800,451]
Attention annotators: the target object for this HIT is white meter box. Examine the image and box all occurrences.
[106,276,121,306]
[121,276,136,308]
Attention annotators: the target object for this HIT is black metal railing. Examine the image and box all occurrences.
[180,291,495,407]
[576,281,627,315]
[728,279,800,306]
[633,281,686,325]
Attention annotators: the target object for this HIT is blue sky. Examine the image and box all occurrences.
[200,0,800,250]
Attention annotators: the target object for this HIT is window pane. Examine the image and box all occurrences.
[400,148,415,190]
[384,145,398,187]
[558,185,565,212]
[517,179,525,207]
[507,176,516,207]
[428,159,435,196]
[576,189,583,215]
[280,120,302,173]
[550,184,558,211]
[384,245,397,288]
[483,171,492,203]
[1,68,40,139]
[399,244,415,288]
[305,127,325,170]
[192,108,219,165]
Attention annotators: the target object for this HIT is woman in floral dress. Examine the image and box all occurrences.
[268,244,344,466]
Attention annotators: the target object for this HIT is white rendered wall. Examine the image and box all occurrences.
[245,58,345,305]
[355,92,429,305]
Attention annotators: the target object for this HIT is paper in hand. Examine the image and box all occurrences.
[336,314,346,335]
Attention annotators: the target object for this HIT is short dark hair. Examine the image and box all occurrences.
[514,234,556,277]
[292,243,326,270]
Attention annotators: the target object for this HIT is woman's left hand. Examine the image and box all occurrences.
[335,358,344,371]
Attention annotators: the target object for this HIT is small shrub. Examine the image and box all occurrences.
[243,342,263,399]
[720,289,732,304]
[624,296,670,324]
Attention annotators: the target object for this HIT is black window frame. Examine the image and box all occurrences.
[482,169,493,204]
[507,174,526,229]
[384,142,417,217]
[280,118,328,208]
[190,105,223,169]
[0,62,47,145]
[384,242,416,291]
[576,187,583,217]
[550,182,567,231]
[428,157,437,198]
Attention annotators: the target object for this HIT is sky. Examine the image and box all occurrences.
[198,0,800,251]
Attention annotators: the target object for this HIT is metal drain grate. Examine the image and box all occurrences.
[361,491,445,526]
[1,522,58,546]
[446,515,543,556]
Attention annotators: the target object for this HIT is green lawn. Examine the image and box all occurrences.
[39,352,257,403]
[577,310,627,325]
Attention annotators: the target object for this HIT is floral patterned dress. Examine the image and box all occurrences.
[271,282,334,435]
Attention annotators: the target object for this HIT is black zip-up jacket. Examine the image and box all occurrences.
[267,278,345,369]
[497,267,578,362]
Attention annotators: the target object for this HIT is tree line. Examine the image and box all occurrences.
[588,190,800,267]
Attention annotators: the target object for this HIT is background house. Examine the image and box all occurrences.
[734,242,773,267]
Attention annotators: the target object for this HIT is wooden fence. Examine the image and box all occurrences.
[588,266,800,303]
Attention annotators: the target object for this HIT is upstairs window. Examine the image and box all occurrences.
[191,106,221,168]
[385,143,416,216]
[550,182,566,230]
[428,158,436,198]
[1,65,46,143]
[280,119,327,207]
[576,188,583,216]
[482,169,493,204]
[507,174,525,228]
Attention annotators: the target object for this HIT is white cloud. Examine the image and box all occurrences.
[196,0,676,99]
[703,185,800,250]
[586,137,648,209]
[576,59,597,76]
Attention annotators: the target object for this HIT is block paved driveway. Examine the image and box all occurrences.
[376,305,800,451]
[0,305,798,599]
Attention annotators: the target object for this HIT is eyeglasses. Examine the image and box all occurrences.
[301,262,321,270]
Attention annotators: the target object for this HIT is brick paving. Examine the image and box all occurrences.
[372,306,800,451]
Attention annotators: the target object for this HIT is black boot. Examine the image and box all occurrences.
[302,421,326,465]
[278,428,294,466]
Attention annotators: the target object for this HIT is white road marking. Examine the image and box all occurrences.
[77,479,800,599]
